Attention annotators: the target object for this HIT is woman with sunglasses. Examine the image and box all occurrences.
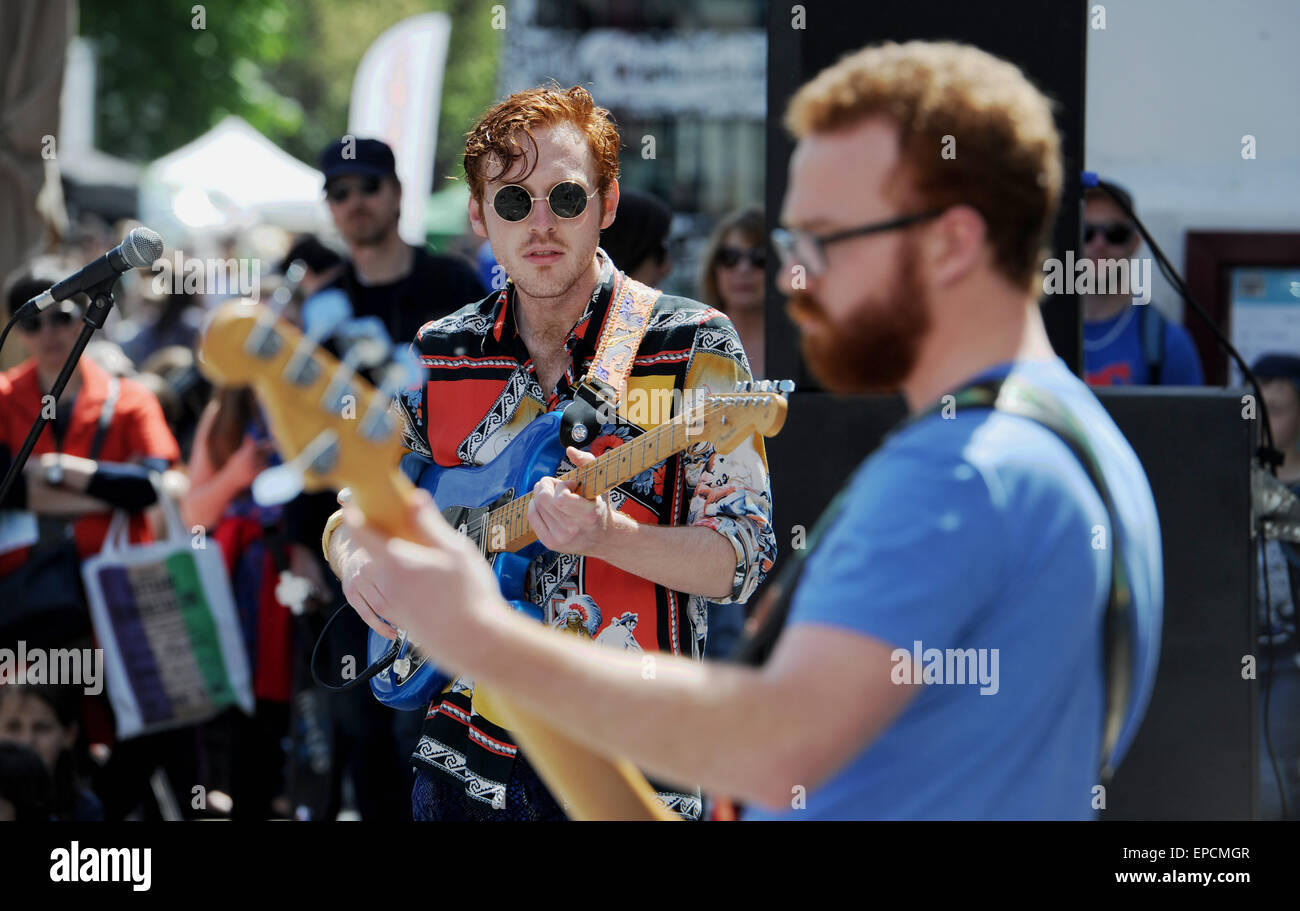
[695,208,768,681]
[0,259,187,819]
[700,206,766,380]
[0,261,181,552]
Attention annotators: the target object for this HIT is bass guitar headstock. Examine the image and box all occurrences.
[197,296,421,539]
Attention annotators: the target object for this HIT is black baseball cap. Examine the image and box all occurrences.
[318,137,397,183]
[1252,353,1300,391]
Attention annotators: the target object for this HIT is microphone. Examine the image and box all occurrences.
[23,227,164,312]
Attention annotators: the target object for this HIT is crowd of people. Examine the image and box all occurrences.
[0,123,784,820]
[5,51,1289,822]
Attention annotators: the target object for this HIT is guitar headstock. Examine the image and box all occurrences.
[197,297,420,539]
[692,380,794,454]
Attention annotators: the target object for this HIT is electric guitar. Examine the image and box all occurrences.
[197,297,789,821]
[370,377,793,710]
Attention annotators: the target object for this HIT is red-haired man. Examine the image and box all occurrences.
[342,44,1163,821]
[322,86,775,820]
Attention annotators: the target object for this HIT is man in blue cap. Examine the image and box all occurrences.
[315,136,485,347]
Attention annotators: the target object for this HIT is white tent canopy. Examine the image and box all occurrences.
[139,115,329,242]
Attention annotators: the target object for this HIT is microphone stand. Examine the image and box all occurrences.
[0,277,119,505]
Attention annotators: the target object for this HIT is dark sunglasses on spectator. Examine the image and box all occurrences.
[716,246,766,269]
[1084,222,1135,245]
[491,181,596,222]
[325,175,383,204]
[17,308,79,334]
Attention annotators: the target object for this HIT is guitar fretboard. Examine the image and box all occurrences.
[483,405,711,553]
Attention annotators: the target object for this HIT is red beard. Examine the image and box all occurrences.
[785,240,930,394]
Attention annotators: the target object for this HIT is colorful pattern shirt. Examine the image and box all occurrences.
[393,251,777,818]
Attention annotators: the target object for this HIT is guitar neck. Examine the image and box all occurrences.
[485,410,702,554]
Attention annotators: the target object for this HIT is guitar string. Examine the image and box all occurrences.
[475,398,750,553]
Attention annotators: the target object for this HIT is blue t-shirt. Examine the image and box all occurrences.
[1084,305,1203,386]
[745,357,1162,820]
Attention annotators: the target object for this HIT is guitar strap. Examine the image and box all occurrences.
[563,268,662,444]
[734,374,1135,788]
[540,269,661,606]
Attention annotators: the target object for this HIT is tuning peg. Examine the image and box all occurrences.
[737,380,750,392]
[252,429,340,506]
[385,346,423,391]
[360,348,422,441]
[284,289,354,386]
[320,317,392,415]
[335,316,393,370]
[777,379,795,394]
[301,288,352,340]
[284,259,307,288]
[268,260,307,314]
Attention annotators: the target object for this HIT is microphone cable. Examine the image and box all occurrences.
[1085,171,1291,817]
[1082,171,1278,459]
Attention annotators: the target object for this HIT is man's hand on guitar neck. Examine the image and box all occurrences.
[530,447,736,600]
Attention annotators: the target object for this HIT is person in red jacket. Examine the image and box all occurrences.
[0,260,184,820]
[0,265,181,579]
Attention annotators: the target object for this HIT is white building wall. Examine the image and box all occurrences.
[1085,0,1300,322]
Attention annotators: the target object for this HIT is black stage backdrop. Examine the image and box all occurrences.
[764,0,1086,385]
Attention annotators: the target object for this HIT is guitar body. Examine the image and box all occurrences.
[367,411,565,709]
[200,297,788,818]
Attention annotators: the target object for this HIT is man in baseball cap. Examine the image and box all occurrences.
[319,136,398,183]
[306,135,483,822]
[311,135,484,347]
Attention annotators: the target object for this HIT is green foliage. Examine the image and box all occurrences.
[80,0,501,180]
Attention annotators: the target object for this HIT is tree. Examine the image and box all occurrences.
[80,0,501,183]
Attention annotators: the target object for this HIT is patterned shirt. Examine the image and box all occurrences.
[393,251,777,818]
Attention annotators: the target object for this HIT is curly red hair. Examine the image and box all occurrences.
[464,85,621,202]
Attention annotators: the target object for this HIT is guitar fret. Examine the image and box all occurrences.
[480,397,732,552]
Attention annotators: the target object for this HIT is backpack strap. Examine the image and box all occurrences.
[1139,306,1165,385]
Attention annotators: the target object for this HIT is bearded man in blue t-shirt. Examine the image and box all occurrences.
[341,40,1164,821]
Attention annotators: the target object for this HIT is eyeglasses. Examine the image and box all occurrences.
[771,209,946,278]
[490,181,597,222]
[17,309,78,334]
[1084,222,1134,245]
[325,176,383,204]
[716,246,766,269]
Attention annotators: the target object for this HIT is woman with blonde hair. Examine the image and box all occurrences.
[699,206,766,379]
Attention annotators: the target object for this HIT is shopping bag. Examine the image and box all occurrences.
[81,475,254,739]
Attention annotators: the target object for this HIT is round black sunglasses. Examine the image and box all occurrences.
[491,181,596,223]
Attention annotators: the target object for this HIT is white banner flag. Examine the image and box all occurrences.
[349,13,452,245]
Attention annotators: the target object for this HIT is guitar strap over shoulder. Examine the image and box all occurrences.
[735,374,1136,788]
[564,271,661,446]
[582,271,662,403]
